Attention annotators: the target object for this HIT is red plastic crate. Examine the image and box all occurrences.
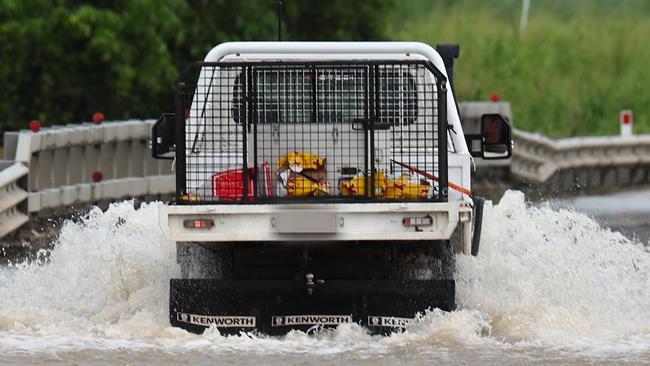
[211,162,271,201]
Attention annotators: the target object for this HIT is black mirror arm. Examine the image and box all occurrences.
[464,133,483,158]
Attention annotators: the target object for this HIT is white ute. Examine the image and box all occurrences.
[151,41,512,335]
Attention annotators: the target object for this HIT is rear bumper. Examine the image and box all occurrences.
[170,279,455,335]
[159,201,472,242]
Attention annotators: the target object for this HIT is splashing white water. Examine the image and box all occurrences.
[0,202,181,338]
[457,191,650,355]
[0,192,649,363]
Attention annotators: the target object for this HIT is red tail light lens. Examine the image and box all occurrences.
[183,218,215,229]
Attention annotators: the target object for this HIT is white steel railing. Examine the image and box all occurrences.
[511,129,650,183]
[0,162,29,238]
[1,119,174,239]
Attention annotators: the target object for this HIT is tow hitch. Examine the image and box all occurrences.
[305,273,325,295]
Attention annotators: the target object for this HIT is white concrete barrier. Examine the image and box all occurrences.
[0,162,29,238]
[1,119,174,239]
[511,129,650,184]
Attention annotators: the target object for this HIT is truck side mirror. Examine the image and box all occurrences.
[465,113,512,159]
[151,113,176,160]
[480,113,511,159]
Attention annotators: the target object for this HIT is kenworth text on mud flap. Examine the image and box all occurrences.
[151,42,512,335]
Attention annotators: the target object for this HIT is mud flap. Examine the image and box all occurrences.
[471,196,485,256]
[170,279,455,335]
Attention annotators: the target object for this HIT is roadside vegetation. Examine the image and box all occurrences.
[1,0,648,138]
[390,0,650,136]
[0,0,390,136]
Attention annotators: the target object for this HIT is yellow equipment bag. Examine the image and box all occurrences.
[391,175,430,200]
[382,176,405,200]
[339,172,386,197]
[278,151,325,171]
[376,174,431,200]
[277,151,329,197]
[286,174,330,196]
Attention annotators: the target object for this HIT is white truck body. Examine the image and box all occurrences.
[152,41,512,335]
[159,42,475,253]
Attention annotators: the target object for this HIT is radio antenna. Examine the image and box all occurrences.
[277,0,283,41]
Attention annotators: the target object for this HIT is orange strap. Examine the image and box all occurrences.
[390,160,474,198]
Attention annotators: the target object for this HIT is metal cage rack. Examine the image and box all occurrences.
[174,60,448,204]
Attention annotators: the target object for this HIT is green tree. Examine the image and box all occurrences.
[0,0,187,132]
[0,0,392,137]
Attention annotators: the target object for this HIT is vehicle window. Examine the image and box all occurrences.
[232,66,417,125]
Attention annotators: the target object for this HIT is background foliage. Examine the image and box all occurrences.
[1,0,649,138]
[390,0,650,136]
[0,0,391,135]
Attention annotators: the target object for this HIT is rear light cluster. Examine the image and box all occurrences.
[402,216,433,227]
[183,218,215,229]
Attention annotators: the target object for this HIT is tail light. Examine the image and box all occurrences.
[183,218,214,229]
[402,216,433,227]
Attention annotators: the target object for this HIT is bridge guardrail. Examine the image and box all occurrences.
[512,129,650,184]
[1,119,174,239]
[0,162,29,238]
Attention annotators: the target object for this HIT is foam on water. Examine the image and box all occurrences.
[0,192,649,361]
[457,191,650,355]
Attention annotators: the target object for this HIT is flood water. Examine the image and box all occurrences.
[1,190,649,365]
[558,188,650,244]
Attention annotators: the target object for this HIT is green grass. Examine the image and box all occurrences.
[389,0,650,137]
